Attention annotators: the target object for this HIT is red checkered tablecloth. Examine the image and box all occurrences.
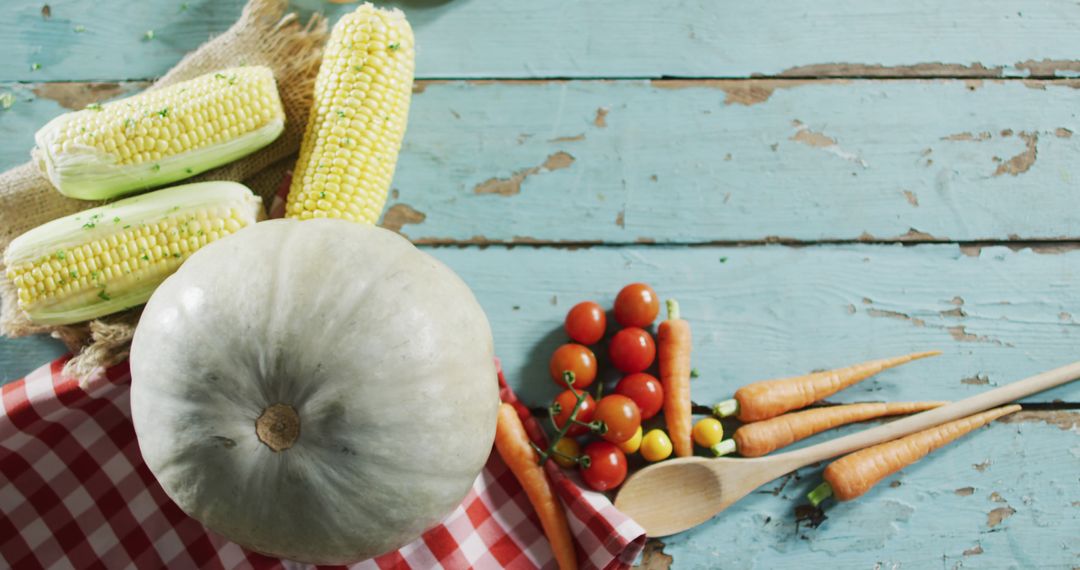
[0,357,646,569]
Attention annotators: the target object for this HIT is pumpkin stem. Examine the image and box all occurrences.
[256,403,300,452]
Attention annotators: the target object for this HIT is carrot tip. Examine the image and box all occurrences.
[712,399,738,418]
[807,482,833,507]
[712,439,737,457]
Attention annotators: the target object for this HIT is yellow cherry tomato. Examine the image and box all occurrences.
[551,437,581,469]
[617,425,643,454]
[640,429,673,462]
[693,417,724,449]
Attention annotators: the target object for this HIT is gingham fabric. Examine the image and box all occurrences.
[1,354,645,569]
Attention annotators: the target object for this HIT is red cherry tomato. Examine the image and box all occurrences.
[565,301,607,345]
[608,327,656,373]
[549,343,597,388]
[593,395,642,444]
[614,373,664,420]
[552,389,595,437]
[614,283,660,327]
[580,441,628,491]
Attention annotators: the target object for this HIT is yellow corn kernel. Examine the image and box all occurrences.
[285,3,414,225]
[33,67,286,200]
[3,181,264,326]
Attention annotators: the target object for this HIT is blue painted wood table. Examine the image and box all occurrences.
[2,1,1079,567]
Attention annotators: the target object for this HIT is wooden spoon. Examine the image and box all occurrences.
[614,359,1080,537]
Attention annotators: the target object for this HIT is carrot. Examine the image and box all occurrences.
[807,404,1021,505]
[658,299,693,458]
[712,401,947,457]
[712,350,941,422]
[494,403,577,570]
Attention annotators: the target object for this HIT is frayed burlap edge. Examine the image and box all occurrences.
[0,0,328,380]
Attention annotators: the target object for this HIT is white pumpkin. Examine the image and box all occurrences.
[130,219,499,564]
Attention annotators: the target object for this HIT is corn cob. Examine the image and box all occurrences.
[285,3,414,224]
[33,66,285,200]
[4,181,264,325]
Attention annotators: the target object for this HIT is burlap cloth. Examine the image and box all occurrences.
[0,0,329,378]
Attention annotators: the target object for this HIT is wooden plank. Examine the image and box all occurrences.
[652,417,1080,569]
[4,0,1080,82]
[428,244,1080,406]
[5,244,1080,405]
[4,79,1080,243]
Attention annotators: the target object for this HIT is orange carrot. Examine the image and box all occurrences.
[658,299,693,458]
[808,404,1021,505]
[712,351,941,422]
[713,401,948,457]
[494,403,577,570]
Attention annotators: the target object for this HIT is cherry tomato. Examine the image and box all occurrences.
[552,389,595,437]
[592,395,642,444]
[551,437,581,469]
[640,429,673,462]
[613,373,664,419]
[614,283,660,327]
[565,301,606,345]
[580,441,628,491]
[608,327,656,373]
[693,418,725,449]
[549,343,597,388]
[617,425,643,454]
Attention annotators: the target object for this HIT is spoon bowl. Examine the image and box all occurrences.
[614,456,785,536]
[614,360,1080,537]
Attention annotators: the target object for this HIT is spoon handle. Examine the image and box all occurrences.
[775,359,1080,469]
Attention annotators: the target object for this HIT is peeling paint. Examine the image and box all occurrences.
[636,539,673,570]
[955,487,975,496]
[999,410,1080,431]
[774,62,1005,78]
[948,325,999,344]
[940,307,966,318]
[961,374,989,385]
[941,131,992,142]
[33,81,134,110]
[473,152,575,196]
[1014,59,1080,77]
[548,133,585,143]
[380,203,426,233]
[594,107,609,127]
[1054,128,1073,138]
[615,210,625,228]
[790,120,868,167]
[866,308,926,327]
[902,190,919,206]
[973,460,992,472]
[987,506,1016,528]
[963,544,984,556]
[993,132,1038,176]
[990,492,1007,503]
[791,120,838,147]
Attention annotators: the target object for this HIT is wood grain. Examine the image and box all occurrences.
[5,0,1080,81]
[4,79,1080,243]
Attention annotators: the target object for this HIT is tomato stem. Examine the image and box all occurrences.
[549,448,582,464]
[537,371,591,466]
